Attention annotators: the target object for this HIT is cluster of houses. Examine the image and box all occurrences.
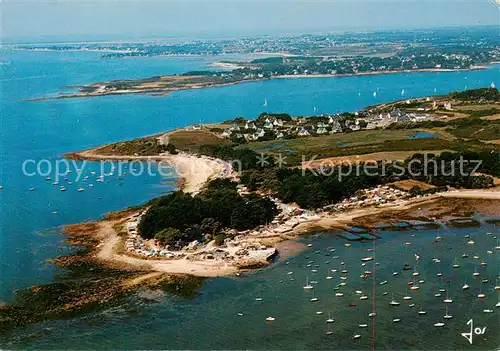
[219,108,438,142]
[323,185,412,212]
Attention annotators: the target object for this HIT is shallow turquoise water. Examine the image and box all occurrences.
[0,48,499,348]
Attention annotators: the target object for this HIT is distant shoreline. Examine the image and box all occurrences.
[29,64,491,102]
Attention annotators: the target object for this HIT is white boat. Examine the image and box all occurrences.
[444,306,453,319]
[392,272,399,276]
[478,293,486,298]
[434,293,441,297]
[382,292,388,296]
[481,279,489,284]
[483,309,493,313]
[368,312,376,317]
[393,318,401,323]
[408,303,415,308]
[287,271,293,275]
[390,294,400,306]
[452,258,460,268]
[326,313,334,323]
[418,309,427,315]
[335,293,344,297]
[434,322,445,327]
[473,267,480,277]
[266,316,275,322]
[443,290,453,303]
[237,313,244,316]
[359,324,368,328]
[339,282,346,286]
[480,262,487,267]
[340,276,347,280]
[77,188,85,192]
[255,297,263,301]
[311,269,318,273]
[361,256,374,262]
[467,240,474,245]
[373,91,377,97]
[380,280,388,285]
[303,277,313,290]
[496,301,500,308]
[353,334,361,339]
[418,280,425,284]
[403,288,412,300]
[316,311,323,315]
[355,290,363,294]
[310,291,319,302]
[360,295,368,300]
[462,283,470,290]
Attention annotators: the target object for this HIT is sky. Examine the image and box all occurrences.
[1,0,499,43]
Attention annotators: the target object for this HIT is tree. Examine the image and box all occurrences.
[155,228,183,247]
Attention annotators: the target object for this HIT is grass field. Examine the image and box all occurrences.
[168,130,230,152]
[246,128,499,164]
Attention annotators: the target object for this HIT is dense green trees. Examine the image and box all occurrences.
[138,182,277,247]
[449,88,499,101]
[240,151,497,209]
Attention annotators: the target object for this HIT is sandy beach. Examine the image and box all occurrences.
[65,148,232,194]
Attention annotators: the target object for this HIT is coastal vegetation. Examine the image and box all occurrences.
[239,152,497,209]
[138,181,278,247]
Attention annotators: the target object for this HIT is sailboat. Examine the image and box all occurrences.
[373,91,377,97]
[403,288,412,300]
[410,278,419,290]
[452,258,460,268]
[393,318,401,323]
[418,305,427,315]
[266,316,275,322]
[326,269,333,280]
[326,312,334,323]
[303,277,313,290]
[473,266,480,277]
[255,292,263,301]
[390,294,400,306]
[462,279,470,290]
[310,291,319,302]
[433,322,445,327]
[444,306,453,319]
[443,290,453,303]
[412,266,420,276]
[360,294,368,300]
[326,325,333,335]
[401,89,405,96]
[494,278,500,291]
[477,288,486,299]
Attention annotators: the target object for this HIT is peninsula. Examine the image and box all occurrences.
[60,88,500,277]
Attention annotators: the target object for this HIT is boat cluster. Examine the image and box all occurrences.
[258,230,499,340]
